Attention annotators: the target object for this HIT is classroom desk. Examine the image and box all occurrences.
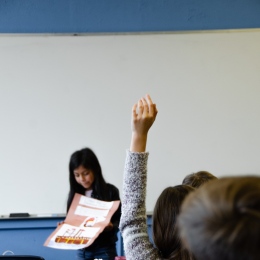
[0,214,153,260]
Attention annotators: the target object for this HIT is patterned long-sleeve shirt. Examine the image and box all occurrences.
[119,150,161,260]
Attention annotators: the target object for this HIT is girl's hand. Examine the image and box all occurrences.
[130,94,158,152]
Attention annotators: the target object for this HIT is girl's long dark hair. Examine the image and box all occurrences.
[153,185,195,260]
[67,147,108,212]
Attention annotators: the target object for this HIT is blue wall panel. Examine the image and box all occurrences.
[0,216,127,259]
[0,0,260,33]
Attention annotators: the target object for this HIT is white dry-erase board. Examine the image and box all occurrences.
[0,30,260,215]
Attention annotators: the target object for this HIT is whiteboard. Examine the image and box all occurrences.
[0,30,260,215]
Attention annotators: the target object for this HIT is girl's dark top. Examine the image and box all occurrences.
[86,183,121,249]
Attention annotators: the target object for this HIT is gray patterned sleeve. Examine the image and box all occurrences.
[119,150,160,260]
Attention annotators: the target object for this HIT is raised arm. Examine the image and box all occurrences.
[119,94,159,260]
[130,94,158,152]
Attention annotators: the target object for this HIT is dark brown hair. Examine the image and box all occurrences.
[178,176,260,260]
[182,171,217,188]
[153,185,195,260]
[67,147,107,212]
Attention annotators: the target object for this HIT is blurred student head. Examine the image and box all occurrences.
[153,185,195,259]
[178,176,260,260]
[182,171,217,188]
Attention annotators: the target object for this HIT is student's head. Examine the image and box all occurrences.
[182,171,217,188]
[178,176,260,260]
[152,185,195,260]
[67,148,107,211]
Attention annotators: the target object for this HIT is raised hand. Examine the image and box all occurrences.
[130,94,158,152]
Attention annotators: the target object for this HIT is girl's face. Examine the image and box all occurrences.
[73,165,95,190]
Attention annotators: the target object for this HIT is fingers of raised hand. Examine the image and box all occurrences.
[137,99,144,117]
[134,95,158,119]
[144,94,157,118]
[141,97,149,116]
[131,94,157,136]
[132,103,138,119]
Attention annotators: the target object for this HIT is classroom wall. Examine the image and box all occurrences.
[1,0,260,33]
[1,31,260,216]
[0,1,260,216]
